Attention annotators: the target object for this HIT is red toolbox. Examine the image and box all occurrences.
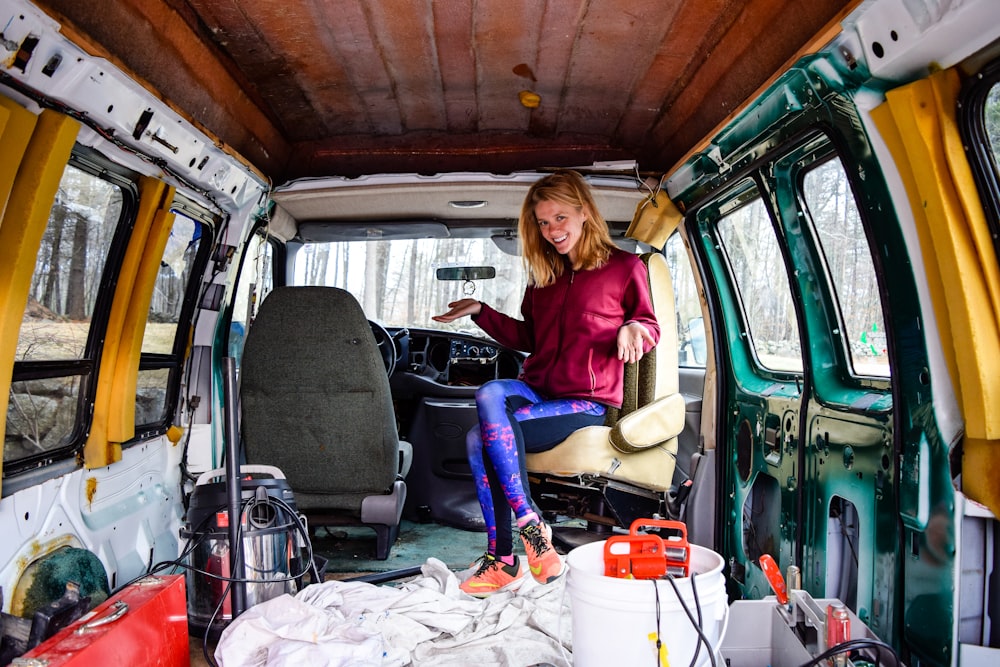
[17,574,189,667]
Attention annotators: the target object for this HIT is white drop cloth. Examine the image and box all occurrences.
[214,557,573,666]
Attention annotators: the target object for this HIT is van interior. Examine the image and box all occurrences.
[1,0,999,665]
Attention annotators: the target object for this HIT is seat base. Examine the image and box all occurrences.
[549,524,608,553]
[531,473,666,533]
[525,425,677,493]
[300,480,407,560]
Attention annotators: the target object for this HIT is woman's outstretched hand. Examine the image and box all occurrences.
[617,321,656,363]
[432,298,483,323]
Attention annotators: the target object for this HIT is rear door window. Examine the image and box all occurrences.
[802,157,889,377]
[717,193,803,373]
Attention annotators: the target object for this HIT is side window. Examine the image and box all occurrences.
[962,64,1000,263]
[986,81,999,166]
[717,194,803,373]
[666,233,706,368]
[135,211,211,430]
[801,157,889,377]
[6,162,130,469]
[230,231,275,366]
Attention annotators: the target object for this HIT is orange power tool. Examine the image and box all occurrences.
[604,518,691,579]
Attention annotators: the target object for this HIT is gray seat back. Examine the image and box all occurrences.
[240,286,399,512]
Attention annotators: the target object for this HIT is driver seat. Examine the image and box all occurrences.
[525,252,684,532]
[240,286,407,559]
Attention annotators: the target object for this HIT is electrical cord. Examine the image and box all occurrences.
[554,572,573,667]
[652,580,663,665]
[797,638,903,667]
[662,572,718,667]
[111,490,319,666]
[689,569,704,667]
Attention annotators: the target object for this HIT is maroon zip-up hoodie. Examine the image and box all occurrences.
[473,249,659,409]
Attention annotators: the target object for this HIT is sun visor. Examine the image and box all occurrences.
[266,204,298,242]
[492,232,642,256]
[491,234,520,256]
[298,220,450,242]
[626,189,682,250]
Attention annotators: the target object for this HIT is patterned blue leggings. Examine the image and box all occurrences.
[467,379,606,556]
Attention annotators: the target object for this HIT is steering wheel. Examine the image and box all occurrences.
[368,320,396,377]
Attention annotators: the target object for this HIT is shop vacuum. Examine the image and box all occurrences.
[182,359,321,639]
[182,465,313,639]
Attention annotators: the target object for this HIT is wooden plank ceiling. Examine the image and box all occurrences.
[35,0,855,182]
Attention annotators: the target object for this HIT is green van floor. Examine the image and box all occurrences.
[310,520,488,577]
[309,518,597,578]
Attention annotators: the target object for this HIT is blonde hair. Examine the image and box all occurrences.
[518,170,617,287]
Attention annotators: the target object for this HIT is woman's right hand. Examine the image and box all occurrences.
[432,298,483,323]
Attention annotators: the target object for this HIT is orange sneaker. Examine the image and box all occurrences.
[459,553,526,597]
[520,521,565,584]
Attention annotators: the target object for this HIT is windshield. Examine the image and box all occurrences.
[293,238,527,333]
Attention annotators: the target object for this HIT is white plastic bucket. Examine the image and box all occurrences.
[566,541,729,667]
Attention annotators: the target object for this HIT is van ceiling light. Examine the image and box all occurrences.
[448,200,488,209]
[518,90,541,108]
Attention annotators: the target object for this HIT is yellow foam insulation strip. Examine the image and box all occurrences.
[626,189,683,250]
[0,97,32,220]
[870,101,958,396]
[0,109,79,487]
[84,178,173,468]
[871,68,1000,516]
[107,197,176,442]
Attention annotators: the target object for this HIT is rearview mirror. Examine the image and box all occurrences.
[436,266,496,281]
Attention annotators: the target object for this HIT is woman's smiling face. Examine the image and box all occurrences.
[534,199,588,264]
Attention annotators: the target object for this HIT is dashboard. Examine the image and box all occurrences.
[388,327,523,392]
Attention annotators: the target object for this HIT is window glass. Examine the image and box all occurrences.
[294,238,526,332]
[7,163,125,464]
[141,214,203,354]
[802,158,889,377]
[135,212,208,427]
[5,378,81,461]
[135,369,170,426]
[986,82,1000,167]
[16,165,122,361]
[231,232,275,365]
[666,233,706,367]
[717,196,803,372]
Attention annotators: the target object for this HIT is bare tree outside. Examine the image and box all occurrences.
[803,158,889,376]
[987,83,1000,167]
[294,237,525,333]
[7,165,124,462]
[718,194,804,372]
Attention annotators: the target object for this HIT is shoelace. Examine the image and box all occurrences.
[471,555,499,577]
[521,525,550,557]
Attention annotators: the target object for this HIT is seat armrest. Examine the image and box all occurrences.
[397,440,413,479]
[361,479,407,525]
[609,392,686,453]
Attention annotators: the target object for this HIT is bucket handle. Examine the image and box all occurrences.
[195,464,286,487]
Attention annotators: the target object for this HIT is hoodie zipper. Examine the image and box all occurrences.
[555,269,596,396]
[553,269,574,369]
[587,348,596,395]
